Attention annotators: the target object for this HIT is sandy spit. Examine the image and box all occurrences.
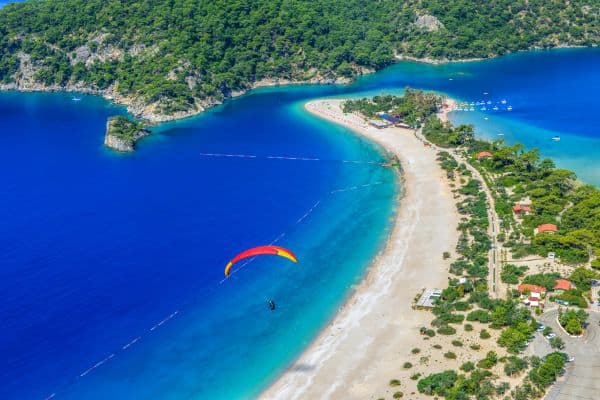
[260,99,460,399]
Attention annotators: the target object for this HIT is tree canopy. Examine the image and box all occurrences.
[1,0,598,116]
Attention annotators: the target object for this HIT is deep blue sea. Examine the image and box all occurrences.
[1,48,599,400]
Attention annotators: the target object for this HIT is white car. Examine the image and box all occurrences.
[567,357,575,362]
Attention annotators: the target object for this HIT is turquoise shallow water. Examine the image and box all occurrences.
[1,48,599,400]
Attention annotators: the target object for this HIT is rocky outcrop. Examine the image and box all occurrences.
[414,14,444,32]
[104,117,150,152]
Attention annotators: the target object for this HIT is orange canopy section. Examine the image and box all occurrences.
[224,245,298,277]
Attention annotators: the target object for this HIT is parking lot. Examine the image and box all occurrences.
[532,309,600,400]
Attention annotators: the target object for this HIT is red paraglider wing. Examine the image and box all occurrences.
[224,245,298,277]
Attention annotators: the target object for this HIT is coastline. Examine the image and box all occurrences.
[260,99,460,399]
[2,46,593,125]
[0,76,352,125]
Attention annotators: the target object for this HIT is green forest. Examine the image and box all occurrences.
[0,0,598,115]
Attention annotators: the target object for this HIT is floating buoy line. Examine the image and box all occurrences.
[41,151,390,399]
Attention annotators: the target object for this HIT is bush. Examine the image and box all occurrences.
[452,340,463,347]
[529,352,566,389]
[411,347,421,354]
[433,344,442,349]
[417,370,458,396]
[403,362,413,369]
[437,325,457,335]
[460,361,475,372]
[389,379,401,386]
[464,323,474,331]
[477,351,498,369]
[559,309,588,335]
[454,301,470,311]
[467,310,492,323]
[480,329,491,339]
[550,336,565,349]
[425,329,436,337]
[470,343,481,350]
[444,351,457,359]
[501,264,528,284]
[410,373,421,380]
[504,356,528,376]
[393,391,403,398]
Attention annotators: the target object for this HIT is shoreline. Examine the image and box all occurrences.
[260,99,460,399]
[2,47,593,125]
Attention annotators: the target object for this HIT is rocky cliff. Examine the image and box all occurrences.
[104,117,150,152]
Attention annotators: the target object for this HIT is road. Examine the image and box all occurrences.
[418,132,502,299]
[533,309,600,400]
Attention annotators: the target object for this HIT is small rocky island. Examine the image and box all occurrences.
[104,116,150,152]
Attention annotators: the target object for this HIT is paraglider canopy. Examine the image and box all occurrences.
[224,245,298,277]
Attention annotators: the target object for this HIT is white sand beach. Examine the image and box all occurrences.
[261,99,461,399]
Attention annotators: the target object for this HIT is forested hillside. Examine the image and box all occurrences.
[0,0,598,118]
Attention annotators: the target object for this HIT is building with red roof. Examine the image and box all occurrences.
[517,284,547,295]
[512,204,532,216]
[554,279,572,293]
[477,151,493,160]
[535,223,558,235]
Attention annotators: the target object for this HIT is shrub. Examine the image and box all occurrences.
[411,347,421,354]
[417,370,458,396]
[425,329,436,337]
[452,340,463,347]
[464,323,474,331]
[529,352,566,389]
[467,310,492,323]
[470,343,481,350]
[393,391,404,398]
[504,356,528,376]
[501,264,528,284]
[437,325,457,335]
[403,362,413,369]
[477,351,498,369]
[480,329,491,339]
[444,351,457,359]
[433,344,442,349]
[550,336,565,349]
[410,373,421,380]
[454,301,470,311]
[559,309,588,335]
[460,361,475,372]
[389,379,401,387]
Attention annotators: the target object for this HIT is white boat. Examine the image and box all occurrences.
[552,136,560,142]
[501,99,507,104]
[492,106,499,111]
[469,107,475,111]
[484,117,489,120]
[498,133,504,136]
[487,100,492,105]
[72,97,82,102]
[507,105,513,111]
[480,107,487,111]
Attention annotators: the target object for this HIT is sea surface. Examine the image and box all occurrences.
[1,48,599,400]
